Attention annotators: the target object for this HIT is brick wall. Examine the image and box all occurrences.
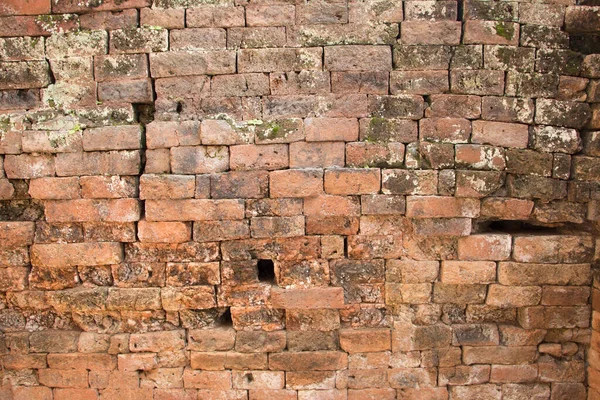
[0,0,599,399]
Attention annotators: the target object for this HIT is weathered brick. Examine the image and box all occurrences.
[325,45,392,71]
[518,306,590,329]
[391,70,449,95]
[187,6,245,28]
[426,94,481,119]
[145,199,244,222]
[30,242,122,267]
[45,199,140,222]
[464,21,520,46]
[150,51,236,77]
[401,21,461,45]
[270,169,323,198]
[238,48,322,73]
[451,70,505,96]
[170,28,226,51]
[406,196,479,218]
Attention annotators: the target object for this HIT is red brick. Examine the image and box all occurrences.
[490,365,538,383]
[54,389,98,400]
[486,285,541,307]
[304,118,359,142]
[323,168,380,195]
[30,242,122,267]
[0,15,79,37]
[457,234,511,261]
[0,0,50,15]
[401,21,462,45]
[150,50,236,77]
[325,45,392,71]
[99,389,153,400]
[38,369,88,388]
[187,6,244,28]
[406,196,480,218]
[464,21,520,45]
[289,141,344,168]
[345,142,405,168]
[230,144,288,170]
[118,353,157,371]
[80,176,137,199]
[98,79,153,103]
[4,154,54,178]
[463,346,537,365]
[250,216,304,238]
[12,387,52,400]
[271,287,345,309]
[471,120,529,148]
[0,222,34,249]
[426,94,482,119]
[145,199,244,222]
[419,118,471,143]
[340,329,391,353]
[455,144,505,170]
[440,261,496,284]
[140,174,195,200]
[269,351,347,371]
[138,221,191,243]
[304,195,360,217]
[512,235,594,263]
[542,286,590,306]
[270,169,323,198]
[80,9,137,30]
[140,7,184,28]
[480,197,534,220]
[48,353,116,370]
[45,199,140,222]
[306,216,359,235]
[498,262,590,286]
[381,170,437,195]
[55,151,141,177]
[245,4,294,26]
[161,286,216,311]
[518,306,590,329]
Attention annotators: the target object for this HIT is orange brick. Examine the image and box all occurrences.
[44,199,141,222]
[231,371,283,390]
[290,141,345,168]
[138,221,192,243]
[406,196,480,218]
[29,177,81,199]
[471,121,529,148]
[440,261,496,284]
[270,169,324,198]
[0,221,34,249]
[118,353,157,371]
[12,387,52,400]
[38,368,89,388]
[305,118,359,141]
[340,328,391,353]
[80,176,137,199]
[48,353,116,370]
[480,197,534,220]
[457,234,511,261]
[145,199,244,221]
[324,168,381,195]
[54,389,98,400]
[30,242,123,267]
[271,287,345,309]
[490,365,538,383]
[230,144,289,170]
[268,351,347,371]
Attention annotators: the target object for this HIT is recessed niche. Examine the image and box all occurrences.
[257,259,275,283]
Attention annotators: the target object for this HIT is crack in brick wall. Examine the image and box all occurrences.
[0,0,600,399]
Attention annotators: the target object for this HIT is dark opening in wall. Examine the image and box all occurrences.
[480,220,560,234]
[219,307,233,326]
[257,259,275,283]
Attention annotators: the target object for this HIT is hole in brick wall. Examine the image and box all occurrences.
[219,307,233,326]
[134,103,155,125]
[483,220,560,234]
[176,101,183,113]
[257,259,275,283]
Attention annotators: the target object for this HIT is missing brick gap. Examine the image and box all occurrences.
[219,307,233,326]
[257,259,275,283]
[478,220,560,234]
